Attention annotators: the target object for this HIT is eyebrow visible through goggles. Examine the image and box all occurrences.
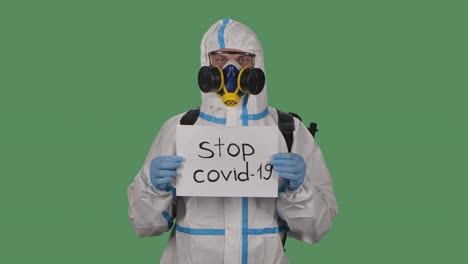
[209,51,256,57]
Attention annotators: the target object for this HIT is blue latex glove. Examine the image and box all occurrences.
[149,155,184,191]
[270,153,306,191]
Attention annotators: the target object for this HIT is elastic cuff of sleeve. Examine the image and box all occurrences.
[151,184,176,196]
[287,187,301,192]
[278,183,287,193]
[285,184,303,194]
[287,182,303,192]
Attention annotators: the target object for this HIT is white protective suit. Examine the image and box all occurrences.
[128,18,338,264]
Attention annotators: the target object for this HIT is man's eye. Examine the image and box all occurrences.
[238,57,252,66]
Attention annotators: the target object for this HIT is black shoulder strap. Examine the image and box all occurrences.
[276,109,295,153]
[289,112,302,122]
[276,109,295,251]
[286,112,318,137]
[180,107,201,125]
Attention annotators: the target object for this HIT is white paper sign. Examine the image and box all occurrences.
[176,125,279,197]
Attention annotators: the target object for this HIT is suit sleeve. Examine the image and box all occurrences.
[276,118,338,243]
[127,114,182,238]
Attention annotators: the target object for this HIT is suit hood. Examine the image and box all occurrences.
[199,18,268,120]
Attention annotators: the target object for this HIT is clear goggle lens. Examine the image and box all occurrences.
[209,50,256,68]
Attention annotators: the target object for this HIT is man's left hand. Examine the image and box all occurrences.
[270,153,306,191]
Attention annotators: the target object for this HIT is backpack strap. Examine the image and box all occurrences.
[180,107,201,125]
[276,109,296,153]
[276,109,296,251]
[289,112,302,122]
[278,110,318,140]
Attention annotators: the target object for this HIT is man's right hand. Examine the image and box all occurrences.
[149,155,184,191]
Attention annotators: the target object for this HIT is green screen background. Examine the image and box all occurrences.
[1,0,466,263]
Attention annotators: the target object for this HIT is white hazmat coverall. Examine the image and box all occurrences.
[128,18,338,264]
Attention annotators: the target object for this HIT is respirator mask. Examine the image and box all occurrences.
[198,50,265,107]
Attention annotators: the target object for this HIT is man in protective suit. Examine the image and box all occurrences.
[128,18,338,264]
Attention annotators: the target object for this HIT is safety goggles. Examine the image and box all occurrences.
[209,50,256,68]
